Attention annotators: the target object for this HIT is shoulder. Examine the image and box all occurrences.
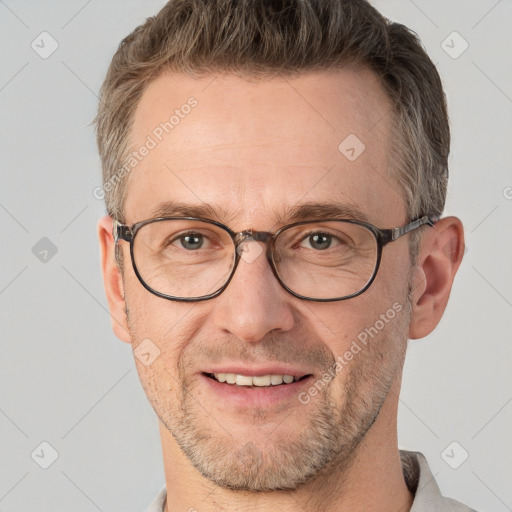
[401,450,479,512]
[142,485,167,512]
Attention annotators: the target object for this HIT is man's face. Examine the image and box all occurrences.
[119,69,413,490]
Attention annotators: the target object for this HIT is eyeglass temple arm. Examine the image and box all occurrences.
[113,219,133,243]
[389,215,439,242]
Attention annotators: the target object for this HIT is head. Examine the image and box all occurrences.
[96,0,464,493]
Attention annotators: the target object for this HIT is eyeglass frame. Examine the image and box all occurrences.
[113,214,438,303]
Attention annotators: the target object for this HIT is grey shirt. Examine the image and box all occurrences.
[143,450,477,511]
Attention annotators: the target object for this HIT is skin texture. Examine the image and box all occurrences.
[98,68,464,511]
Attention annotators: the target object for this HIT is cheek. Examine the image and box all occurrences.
[123,275,203,364]
[303,271,408,369]
[302,294,376,348]
[125,272,179,329]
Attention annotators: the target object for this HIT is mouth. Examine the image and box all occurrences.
[202,372,312,388]
[199,366,316,409]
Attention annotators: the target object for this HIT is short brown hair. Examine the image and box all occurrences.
[94,0,450,264]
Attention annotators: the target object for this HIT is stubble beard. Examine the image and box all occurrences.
[122,251,414,492]
[127,300,411,493]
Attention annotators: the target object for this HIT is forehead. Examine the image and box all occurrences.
[124,69,406,228]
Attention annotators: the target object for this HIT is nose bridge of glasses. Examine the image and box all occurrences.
[234,230,273,245]
[233,230,275,266]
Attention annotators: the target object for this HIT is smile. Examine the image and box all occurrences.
[204,372,310,387]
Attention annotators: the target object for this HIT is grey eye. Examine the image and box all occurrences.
[179,233,204,250]
[307,233,332,250]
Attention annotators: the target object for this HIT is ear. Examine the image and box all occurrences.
[97,215,131,343]
[408,216,465,340]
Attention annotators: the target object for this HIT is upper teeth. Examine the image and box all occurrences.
[214,373,298,386]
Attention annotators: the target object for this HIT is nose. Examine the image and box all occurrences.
[210,239,296,343]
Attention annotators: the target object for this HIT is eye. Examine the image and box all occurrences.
[171,232,208,250]
[301,232,336,250]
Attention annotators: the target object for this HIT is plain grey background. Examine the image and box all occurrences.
[1,0,511,511]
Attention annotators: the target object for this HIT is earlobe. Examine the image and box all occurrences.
[408,216,465,340]
[97,215,132,344]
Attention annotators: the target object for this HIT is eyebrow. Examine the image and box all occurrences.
[148,201,236,222]
[275,202,370,225]
[146,200,370,226]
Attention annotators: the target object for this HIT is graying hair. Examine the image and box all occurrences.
[94,0,450,267]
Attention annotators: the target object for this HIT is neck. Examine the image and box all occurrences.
[160,379,413,512]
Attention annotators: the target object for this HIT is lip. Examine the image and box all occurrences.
[199,372,315,409]
[200,366,312,378]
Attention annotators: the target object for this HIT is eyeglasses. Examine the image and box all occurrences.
[113,215,438,302]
